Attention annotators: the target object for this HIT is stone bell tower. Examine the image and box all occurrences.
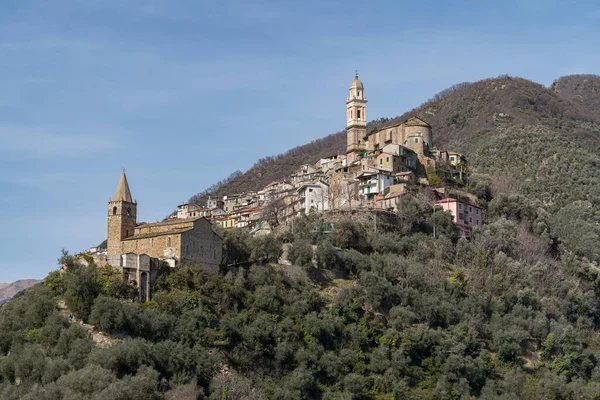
[107,170,137,256]
[346,73,368,155]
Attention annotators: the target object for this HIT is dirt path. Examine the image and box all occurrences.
[56,299,120,348]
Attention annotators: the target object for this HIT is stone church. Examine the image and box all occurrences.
[346,73,436,166]
[106,171,222,300]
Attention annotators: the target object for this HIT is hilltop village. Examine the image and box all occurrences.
[91,74,483,300]
[175,74,482,236]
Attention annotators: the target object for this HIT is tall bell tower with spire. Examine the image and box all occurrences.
[107,170,137,256]
[346,72,368,155]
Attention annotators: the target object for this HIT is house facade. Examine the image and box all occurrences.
[297,181,330,214]
[436,198,483,236]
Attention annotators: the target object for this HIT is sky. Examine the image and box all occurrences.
[1,0,599,282]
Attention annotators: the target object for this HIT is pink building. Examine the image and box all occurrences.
[436,198,483,236]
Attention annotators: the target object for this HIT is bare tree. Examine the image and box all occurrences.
[261,190,293,228]
[312,185,329,212]
[345,180,360,209]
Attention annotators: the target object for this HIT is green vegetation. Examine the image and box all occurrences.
[4,74,600,398]
[4,190,600,398]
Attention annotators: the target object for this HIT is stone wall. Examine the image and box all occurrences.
[121,233,181,260]
[107,200,137,255]
[180,219,222,271]
[134,219,195,235]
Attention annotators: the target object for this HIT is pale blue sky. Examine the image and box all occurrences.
[1,0,599,282]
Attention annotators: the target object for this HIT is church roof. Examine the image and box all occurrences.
[122,227,194,241]
[113,170,133,202]
[137,216,202,228]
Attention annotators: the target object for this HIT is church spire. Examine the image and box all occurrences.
[113,170,133,203]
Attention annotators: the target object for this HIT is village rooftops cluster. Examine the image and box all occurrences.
[171,74,473,235]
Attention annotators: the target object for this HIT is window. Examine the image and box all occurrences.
[458,204,462,209]
[357,109,361,119]
[476,209,480,215]
[112,206,117,215]
[309,188,313,192]
[386,157,389,162]
[414,138,419,143]
[450,156,455,161]
[167,237,171,247]
[127,207,131,216]
[379,158,382,165]
[469,206,472,212]
[476,219,479,225]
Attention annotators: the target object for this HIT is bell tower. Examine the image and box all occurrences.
[346,73,367,154]
[107,170,137,256]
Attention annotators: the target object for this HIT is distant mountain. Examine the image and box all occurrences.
[0,279,40,305]
[188,74,600,210]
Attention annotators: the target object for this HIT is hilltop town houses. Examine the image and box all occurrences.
[88,74,479,301]
[172,74,476,235]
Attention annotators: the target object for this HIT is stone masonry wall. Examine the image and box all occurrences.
[180,220,222,271]
[121,234,181,260]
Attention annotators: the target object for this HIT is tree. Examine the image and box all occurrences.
[262,191,294,228]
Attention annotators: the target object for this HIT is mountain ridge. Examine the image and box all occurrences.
[0,279,41,305]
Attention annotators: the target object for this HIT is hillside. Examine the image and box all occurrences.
[189,75,600,208]
[551,74,600,121]
[4,74,600,399]
[4,204,600,398]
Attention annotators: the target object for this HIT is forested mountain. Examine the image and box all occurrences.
[3,75,600,399]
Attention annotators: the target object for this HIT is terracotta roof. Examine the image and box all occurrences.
[122,227,193,241]
[436,198,482,208]
[436,198,458,204]
[113,170,133,202]
[137,217,202,228]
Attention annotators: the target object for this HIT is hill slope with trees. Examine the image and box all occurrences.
[3,74,600,399]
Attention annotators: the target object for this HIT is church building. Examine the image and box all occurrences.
[106,171,223,299]
[345,73,437,168]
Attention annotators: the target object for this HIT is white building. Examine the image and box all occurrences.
[356,172,395,201]
[297,181,329,214]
